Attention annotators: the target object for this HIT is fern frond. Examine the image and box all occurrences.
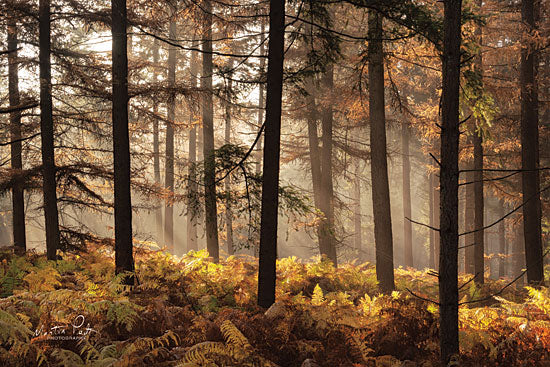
[181,341,228,364]
[51,348,85,367]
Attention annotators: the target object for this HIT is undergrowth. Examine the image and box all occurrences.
[0,245,548,366]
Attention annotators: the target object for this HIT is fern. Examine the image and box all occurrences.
[311,284,325,306]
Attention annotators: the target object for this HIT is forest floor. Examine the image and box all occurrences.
[0,244,549,367]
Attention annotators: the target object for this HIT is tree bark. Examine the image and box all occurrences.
[39,0,60,260]
[520,0,544,285]
[354,160,362,261]
[498,200,506,278]
[464,150,475,274]
[257,0,285,309]
[256,17,266,175]
[112,0,134,277]
[368,11,394,293]
[202,0,219,262]
[319,66,337,266]
[439,0,462,364]
[225,60,234,255]
[402,120,413,268]
[428,173,435,269]
[187,36,199,252]
[8,18,26,254]
[165,12,177,252]
[152,38,162,244]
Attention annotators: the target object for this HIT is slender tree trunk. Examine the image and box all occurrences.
[429,173,435,269]
[202,0,219,262]
[520,0,544,285]
[514,219,526,285]
[498,200,506,278]
[187,36,199,252]
[319,66,337,265]
[152,38,163,243]
[464,151,475,274]
[256,17,266,175]
[112,0,134,277]
[225,61,234,255]
[439,0,462,363]
[8,18,26,254]
[354,160,362,261]
[434,176,440,269]
[165,13,177,252]
[257,0,285,308]
[368,11,394,293]
[39,0,60,260]
[402,120,413,267]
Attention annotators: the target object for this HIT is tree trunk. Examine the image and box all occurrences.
[225,61,234,255]
[39,0,60,260]
[428,173,435,269]
[498,200,506,278]
[257,0,285,308]
[464,151,475,274]
[439,0,462,364]
[202,0,219,262]
[152,38,162,244]
[8,18,26,254]
[165,13,177,252]
[187,36,199,252]
[256,17,266,175]
[434,176,440,269]
[319,66,337,265]
[354,160,362,261]
[520,0,544,285]
[402,120,413,268]
[368,11,394,293]
[112,0,134,277]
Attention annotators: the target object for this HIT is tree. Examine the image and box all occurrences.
[112,0,134,277]
[7,17,26,254]
[520,0,544,285]
[368,10,394,293]
[202,0,220,262]
[257,0,285,309]
[187,35,199,252]
[402,119,413,267]
[152,38,163,243]
[39,0,61,260]
[439,0,462,364]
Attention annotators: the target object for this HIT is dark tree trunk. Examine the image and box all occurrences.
[434,176,440,269]
[187,36,199,252]
[165,14,177,252]
[439,0,462,364]
[498,200,506,278]
[257,0,285,309]
[514,220,526,285]
[8,18,26,254]
[520,0,544,285]
[152,38,162,243]
[256,17,266,175]
[202,0,219,262]
[225,61,234,255]
[464,150,475,274]
[319,66,337,266]
[112,0,134,276]
[354,160,362,261]
[428,173,435,269]
[39,0,60,260]
[368,11,394,293]
[402,120,413,268]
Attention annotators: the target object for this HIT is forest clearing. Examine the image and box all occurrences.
[1,0,549,365]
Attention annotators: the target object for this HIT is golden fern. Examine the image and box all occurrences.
[180,341,229,365]
[220,319,252,357]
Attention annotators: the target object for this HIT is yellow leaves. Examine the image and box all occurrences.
[311,284,325,306]
[23,267,61,292]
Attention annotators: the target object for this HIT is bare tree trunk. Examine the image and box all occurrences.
[187,36,199,252]
[165,12,177,252]
[498,200,506,278]
[439,0,462,363]
[368,11,394,293]
[8,18,26,254]
[434,177,440,269]
[520,0,544,285]
[464,152,475,274]
[402,120,413,268]
[319,66,337,265]
[353,160,362,261]
[39,0,60,260]
[225,61,234,255]
[256,17,266,175]
[257,0,285,308]
[202,0,219,262]
[112,0,134,277]
[152,38,163,244]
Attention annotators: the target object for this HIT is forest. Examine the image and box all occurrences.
[0,0,549,366]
